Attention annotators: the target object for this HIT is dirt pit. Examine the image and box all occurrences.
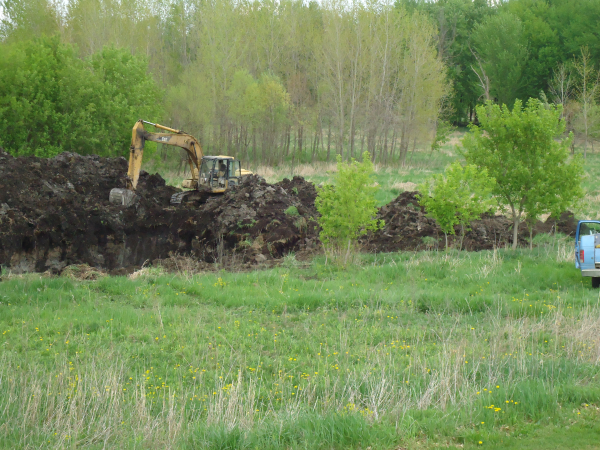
[0,151,571,274]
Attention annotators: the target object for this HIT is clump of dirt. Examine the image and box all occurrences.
[62,264,107,281]
[363,191,531,251]
[275,176,319,216]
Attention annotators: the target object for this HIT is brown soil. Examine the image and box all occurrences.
[0,151,573,274]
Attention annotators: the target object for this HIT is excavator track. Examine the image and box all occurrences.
[170,190,210,205]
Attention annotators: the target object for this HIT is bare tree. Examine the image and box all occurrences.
[574,47,600,159]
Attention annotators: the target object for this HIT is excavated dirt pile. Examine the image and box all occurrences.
[0,151,573,274]
[363,191,532,251]
[0,151,320,273]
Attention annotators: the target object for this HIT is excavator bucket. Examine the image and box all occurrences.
[109,188,139,207]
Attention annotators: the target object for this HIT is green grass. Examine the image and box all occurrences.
[2,238,600,449]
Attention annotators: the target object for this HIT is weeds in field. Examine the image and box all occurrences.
[1,247,600,449]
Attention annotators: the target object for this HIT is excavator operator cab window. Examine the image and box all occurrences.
[199,159,213,185]
[228,160,242,185]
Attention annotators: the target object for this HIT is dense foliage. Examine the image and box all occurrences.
[399,0,600,126]
[1,0,600,161]
[0,37,162,157]
[463,99,584,249]
[2,0,449,164]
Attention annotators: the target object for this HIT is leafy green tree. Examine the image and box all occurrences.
[87,46,164,156]
[472,12,528,107]
[315,151,383,264]
[504,0,561,101]
[418,162,496,250]
[463,99,584,250]
[0,37,163,157]
[429,120,452,157]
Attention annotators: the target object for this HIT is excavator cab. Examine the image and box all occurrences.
[197,156,242,192]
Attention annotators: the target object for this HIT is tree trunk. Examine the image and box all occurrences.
[326,121,331,162]
[298,126,303,163]
[408,137,417,165]
[361,133,365,155]
[320,121,325,155]
[350,117,356,159]
[252,130,257,165]
[292,128,299,174]
[382,131,388,164]
[529,225,533,251]
[512,213,520,250]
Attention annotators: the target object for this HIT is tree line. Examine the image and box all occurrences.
[402,0,600,155]
[1,0,600,164]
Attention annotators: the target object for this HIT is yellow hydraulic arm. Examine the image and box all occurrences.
[126,119,204,190]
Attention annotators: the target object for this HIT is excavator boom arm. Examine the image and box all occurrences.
[127,120,204,190]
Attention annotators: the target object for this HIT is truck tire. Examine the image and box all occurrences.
[592,277,600,288]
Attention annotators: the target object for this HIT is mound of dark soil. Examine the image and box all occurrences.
[533,211,577,236]
[0,151,320,273]
[275,176,319,215]
[189,175,320,264]
[363,192,531,251]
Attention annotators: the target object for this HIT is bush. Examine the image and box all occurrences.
[0,37,163,157]
[315,152,383,264]
[284,206,299,216]
[418,162,496,250]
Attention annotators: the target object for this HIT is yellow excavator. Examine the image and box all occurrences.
[109,120,251,206]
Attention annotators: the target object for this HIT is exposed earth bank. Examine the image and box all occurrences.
[0,151,575,274]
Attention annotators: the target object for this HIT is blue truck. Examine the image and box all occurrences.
[575,220,600,287]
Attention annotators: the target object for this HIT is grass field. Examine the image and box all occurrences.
[3,133,600,449]
[2,235,600,449]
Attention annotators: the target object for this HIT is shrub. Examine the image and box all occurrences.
[284,206,300,216]
[418,162,496,250]
[0,37,163,157]
[315,152,383,264]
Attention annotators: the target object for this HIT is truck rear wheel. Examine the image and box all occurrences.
[592,277,600,288]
